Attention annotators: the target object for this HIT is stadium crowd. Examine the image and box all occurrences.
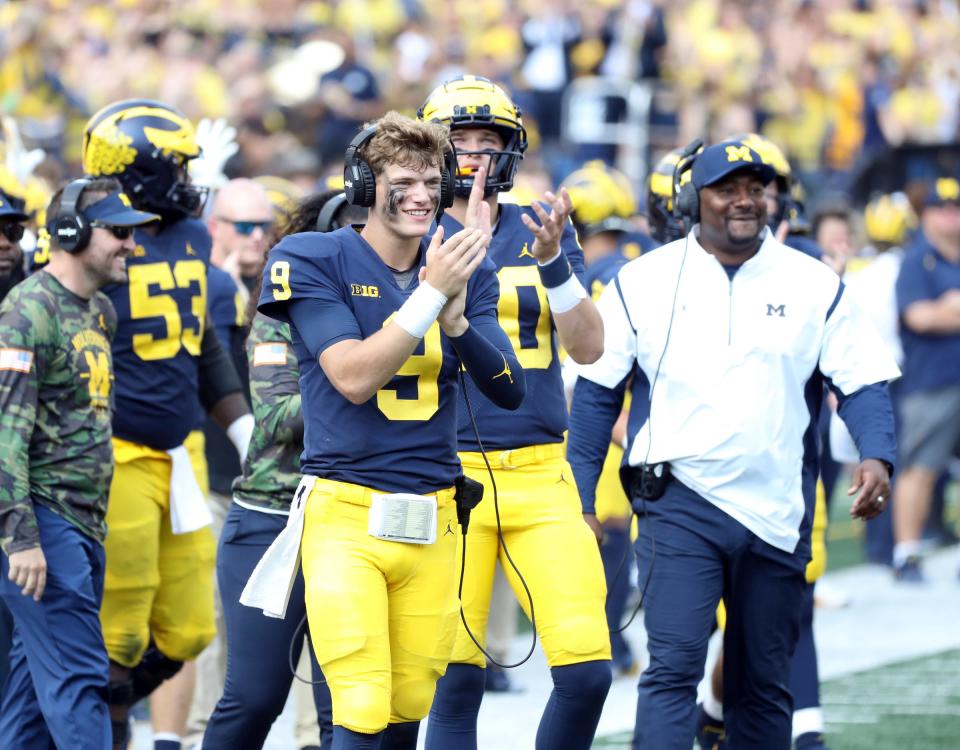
[0,1,958,750]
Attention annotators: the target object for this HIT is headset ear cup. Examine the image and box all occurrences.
[439,151,456,211]
[677,183,699,225]
[52,214,90,254]
[358,162,376,208]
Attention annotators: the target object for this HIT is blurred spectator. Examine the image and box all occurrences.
[0,189,28,301]
[814,204,856,275]
[892,177,960,582]
[312,29,383,170]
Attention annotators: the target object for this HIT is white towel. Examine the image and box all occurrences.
[166,445,214,534]
[240,475,315,619]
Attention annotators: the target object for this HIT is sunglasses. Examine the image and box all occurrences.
[92,223,135,240]
[217,217,272,236]
[0,222,25,243]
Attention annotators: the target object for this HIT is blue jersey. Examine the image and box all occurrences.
[617,230,656,261]
[207,266,244,351]
[104,218,211,450]
[584,252,629,302]
[258,227,506,494]
[445,203,582,450]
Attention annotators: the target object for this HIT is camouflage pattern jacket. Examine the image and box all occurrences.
[0,271,117,554]
[231,313,303,512]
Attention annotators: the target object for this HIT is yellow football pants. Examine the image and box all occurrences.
[100,432,216,667]
[301,478,460,735]
[452,445,611,668]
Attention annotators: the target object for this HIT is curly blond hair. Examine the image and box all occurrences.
[361,111,450,178]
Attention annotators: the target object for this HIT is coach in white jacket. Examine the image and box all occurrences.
[568,141,900,750]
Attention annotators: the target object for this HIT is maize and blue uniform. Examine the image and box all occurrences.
[580,251,637,677]
[426,205,611,750]
[203,313,332,749]
[202,265,247,496]
[257,227,523,740]
[100,218,216,668]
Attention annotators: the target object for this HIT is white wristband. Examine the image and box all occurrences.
[393,281,448,338]
[226,413,255,465]
[545,275,587,314]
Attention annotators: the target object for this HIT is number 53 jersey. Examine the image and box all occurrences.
[441,204,584,450]
[258,227,506,496]
[103,218,210,451]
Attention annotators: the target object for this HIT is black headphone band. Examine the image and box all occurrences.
[316,192,349,232]
[345,126,378,164]
[60,178,92,222]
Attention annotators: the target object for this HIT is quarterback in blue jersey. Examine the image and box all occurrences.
[255,111,524,750]
[82,100,253,750]
[418,76,612,750]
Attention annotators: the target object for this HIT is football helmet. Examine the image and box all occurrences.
[865,192,916,247]
[561,160,635,237]
[646,146,695,244]
[82,100,208,219]
[733,132,803,230]
[417,75,527,197]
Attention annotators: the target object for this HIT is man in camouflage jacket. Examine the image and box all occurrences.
[0,177,157,750]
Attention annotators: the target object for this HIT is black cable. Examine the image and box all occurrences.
[289,613,326,686]
[607,232,690,635]
[458,370,537,669]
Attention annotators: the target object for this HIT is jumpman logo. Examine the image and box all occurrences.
[444,521,455,536]
[557,472,570,485]
[492,354,513,384]
[518,242,535,259]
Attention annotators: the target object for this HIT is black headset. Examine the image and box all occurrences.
[51,178,93,254]
[672,139,704,226]
[343,126,457,212]
[316,192,350,232]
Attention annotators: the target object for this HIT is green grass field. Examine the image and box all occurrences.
[593,649,960,748]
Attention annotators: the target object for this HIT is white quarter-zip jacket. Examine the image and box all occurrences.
[578,228,901,553]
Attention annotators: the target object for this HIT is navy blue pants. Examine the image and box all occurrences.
[0,505,111,750]
[631,481,806,750]
[789,583,820,712]
[600,525,634,670]
[203,503,332,749]
[0,598,12,690]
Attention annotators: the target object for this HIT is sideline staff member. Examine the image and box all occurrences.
[0,178,158,749]
[568,141,899,749]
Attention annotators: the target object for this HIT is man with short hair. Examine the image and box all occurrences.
[254,110,524,749]
[208,178,275,291]
[568,141,899,749]
[892,176,960,582]
[0,187,29,301]
[0,177,158,750]
[0,185,28,692]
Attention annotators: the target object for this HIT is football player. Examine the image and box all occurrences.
[562,161,650,679]
[82,100,253,750]
[202,192,353,749]
[418,76,612,750]
[0,177,158,750]
[255,110,524,749]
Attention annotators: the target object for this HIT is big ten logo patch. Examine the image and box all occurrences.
[351,284,380,298]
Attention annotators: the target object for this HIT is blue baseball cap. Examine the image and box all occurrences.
[84,190,160,226]
[692,140,777,191]
[0,189,28,222]
[924,176,960,207]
